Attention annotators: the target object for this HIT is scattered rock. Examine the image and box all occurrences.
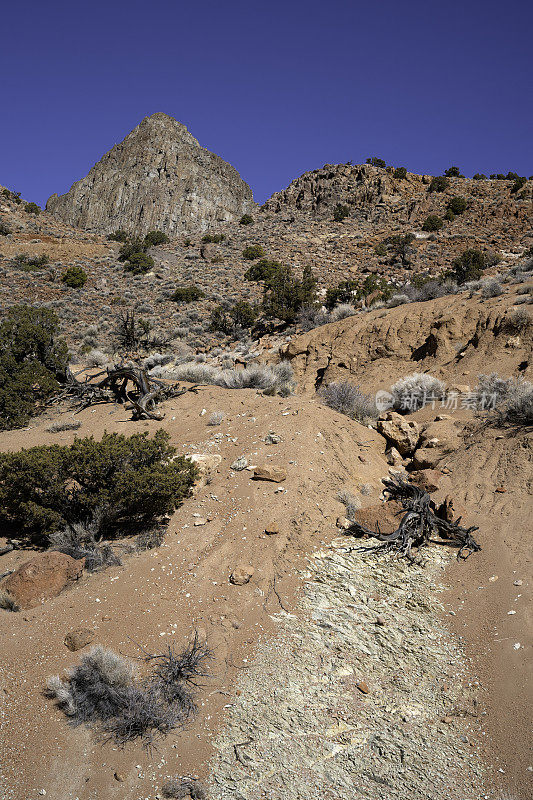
[1,552,84,610]
[264,524,280,535]
[385,446,403,466]
[336,517,352,530]
[230,565,255,585]
[188,453,222,486]
[64,628,95,651]
[231,457,248,471]
[252,466,287,483]
[377,412,420,456]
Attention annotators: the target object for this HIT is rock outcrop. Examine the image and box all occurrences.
[46,113,254,236]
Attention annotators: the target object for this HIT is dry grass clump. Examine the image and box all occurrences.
[46,419,82,433]
[390,373,446,412]
[167,361,294,395]
[319,381,377,423]
[474,373,533,425]
[337,489,361,520]
[46,636,212,748]
[207,411,225,426]
[162,777,207,799]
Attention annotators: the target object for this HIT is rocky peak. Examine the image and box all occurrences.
[46,113,254,236]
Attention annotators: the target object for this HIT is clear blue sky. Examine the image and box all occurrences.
[1,0,531,207]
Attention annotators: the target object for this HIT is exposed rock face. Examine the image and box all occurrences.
[46,113,254,236]
[262,162,532,228]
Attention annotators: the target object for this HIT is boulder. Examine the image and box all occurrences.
[1,552,84,610]
[377,412,420,456]
[229,565,254,585]
[410,447,441,470]
[252,466,287,483]
[351,501,403,535]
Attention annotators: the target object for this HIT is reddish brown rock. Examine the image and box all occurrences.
[252,466,287,483]
[229,565,255,585]
[410,469,443,493]
[352,501,403,535]
[1,551,84,610]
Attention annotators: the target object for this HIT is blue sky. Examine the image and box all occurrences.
[1,0,531,206]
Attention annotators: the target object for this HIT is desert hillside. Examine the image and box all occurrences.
[0,155,532,800]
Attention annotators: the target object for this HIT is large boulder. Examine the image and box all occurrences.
[0,551,84,610]
[377,412,420,456]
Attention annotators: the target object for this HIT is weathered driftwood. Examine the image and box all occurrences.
[346,477,481,562]
[51,365,200,421]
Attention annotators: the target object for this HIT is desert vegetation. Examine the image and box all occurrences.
[0,429,197,546]
[46,635,211,748]
[319,381,377,422]
[0,305,68,430]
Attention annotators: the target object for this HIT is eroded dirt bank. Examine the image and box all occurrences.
[0,385,531,800]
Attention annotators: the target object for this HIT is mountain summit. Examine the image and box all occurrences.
[46,113,254,236]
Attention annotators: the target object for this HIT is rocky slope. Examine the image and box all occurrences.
[46,113,255,236]
[262,162,532,232]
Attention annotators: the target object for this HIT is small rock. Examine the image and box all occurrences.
[264,524,280,535]
[264,433,281,445]
[252,465,287,483]
[356,680,371,694]
[230,565,254,585]
[193,518,208,526]
[375,616,386,626]
[513,580,523,586]
[443,716,453,724]
[64,628,95,652]
[495,487,507,493]
[231,457,248,471]
[114,772,125,782]
[336,517,352,530]
[385,446,403,466]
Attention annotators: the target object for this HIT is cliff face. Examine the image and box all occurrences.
[46,113,255,236]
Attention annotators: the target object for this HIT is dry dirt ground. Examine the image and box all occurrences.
[0,374,531,800]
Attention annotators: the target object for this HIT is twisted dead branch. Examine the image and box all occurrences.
[50,365,201,421]
[346,477,481,562]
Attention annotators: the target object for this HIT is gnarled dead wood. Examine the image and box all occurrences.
[345,477,481,562]
[50,365,201,421]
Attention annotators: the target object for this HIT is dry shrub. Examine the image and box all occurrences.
[46,637,212,749]
[390,373,446,412]
[319,381,377,423]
